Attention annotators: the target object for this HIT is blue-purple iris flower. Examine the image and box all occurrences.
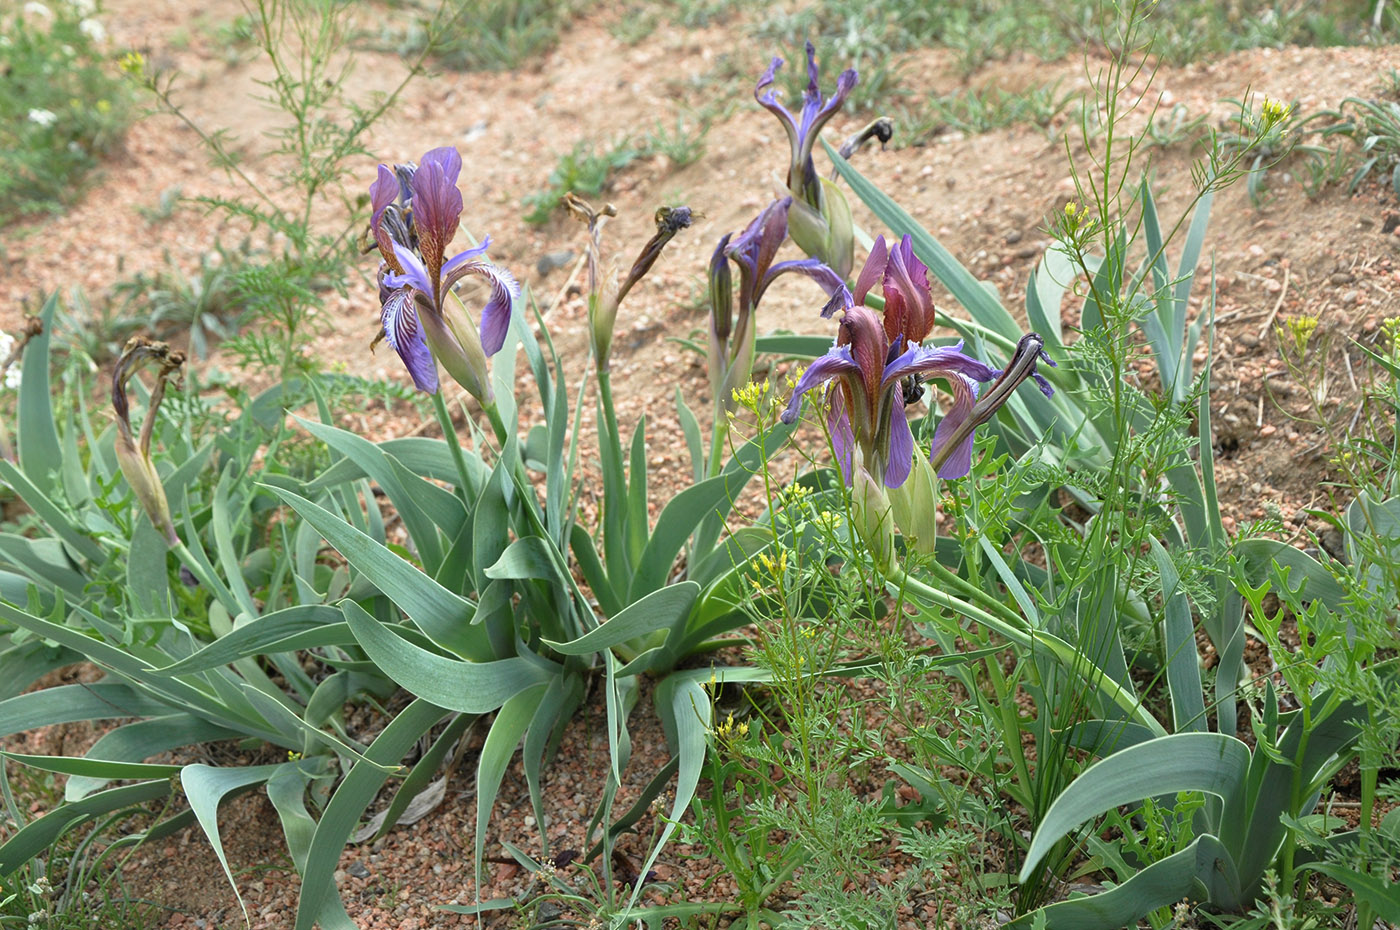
[369,147,518,401]
[709,197,853,409]
[755,41,857,209]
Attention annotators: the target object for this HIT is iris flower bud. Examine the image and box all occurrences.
[112,338,184,545]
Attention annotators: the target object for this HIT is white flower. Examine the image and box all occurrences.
[27,108,58,127]
[5,366,22,391]
[67,0,97,14]
[79,18,106,42]
[23,1,53,18]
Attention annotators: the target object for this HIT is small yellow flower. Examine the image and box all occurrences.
[1278,315,1319,355]
[1260,97,1292,129]
[96,99,111,113]
[118,50,146,76]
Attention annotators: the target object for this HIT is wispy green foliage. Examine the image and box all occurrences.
[0,2,130,222]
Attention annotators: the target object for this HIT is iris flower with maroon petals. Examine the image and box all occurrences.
[755,41,858,205]
[367,146,519,397]
[781,305,1001,489]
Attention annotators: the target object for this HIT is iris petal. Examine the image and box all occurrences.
[928,374,980,479]
[382,287,438,393]
[827,387,854,483]
[883,400,914,489]
[780,344,860,424]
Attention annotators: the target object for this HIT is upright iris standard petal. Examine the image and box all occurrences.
[408,155,463,280]
[852,235,889,307]
[381,288,438,394]
[727,197,792,311]
[882,234,935,345]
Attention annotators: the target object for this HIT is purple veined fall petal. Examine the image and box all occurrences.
[853,235,888,307]
[883,399,915,489]
[762,258,853,317]
[381,287,439,394]
[882,341,1000,389]
[927,373,981,480]
[438,237,518,356]
[779,343,860,424]
[470,261,519,357]
[826,386,854,483]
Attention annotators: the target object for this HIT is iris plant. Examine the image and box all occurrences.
[369,147,518,404]
[781,236,1054,558]
[756,42,859,277]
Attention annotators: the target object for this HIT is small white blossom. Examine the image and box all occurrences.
[23,1,53,18]
[5,367,22,391]
[79,18,105,42]
[27,108,58,128]
[67,0,97,14]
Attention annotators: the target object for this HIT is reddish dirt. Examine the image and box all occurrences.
[4,1,1399,926]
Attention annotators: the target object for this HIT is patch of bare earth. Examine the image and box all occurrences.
[4,1,1399,925]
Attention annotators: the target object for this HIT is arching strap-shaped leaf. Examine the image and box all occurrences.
[64,714,242,801]
[269,486,486,661]
[182,763,286,924]
[0,779,172,875]
[295,699,447,930]
[1019,733,1252,884]
[342,601,557,713]
[0,683,171,741]
[148,605,348,675]
[1009,835,1240,928]
[543,582,699,655]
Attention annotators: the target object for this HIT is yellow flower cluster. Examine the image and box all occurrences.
[1278,315,1319,355]
[731,379,770,411]
[1260,97,1293,130]
[713,712,749,740]
[118,50,145,77]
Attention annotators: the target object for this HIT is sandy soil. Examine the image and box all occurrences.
[3,0,1399,926]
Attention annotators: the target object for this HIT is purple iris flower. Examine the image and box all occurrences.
[709,198,853,409]
[755,41,857,209]
[782,304,1002,488]
[725,197,852,319]
[369,147,518,401]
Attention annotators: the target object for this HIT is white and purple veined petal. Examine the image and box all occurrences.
[780,343,860,425]
[381,287,439,394]
[440,237,519,357]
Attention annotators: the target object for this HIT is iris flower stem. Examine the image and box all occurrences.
[888,567,1163,734]
[706,405,730,479]
[432,391,478,498]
